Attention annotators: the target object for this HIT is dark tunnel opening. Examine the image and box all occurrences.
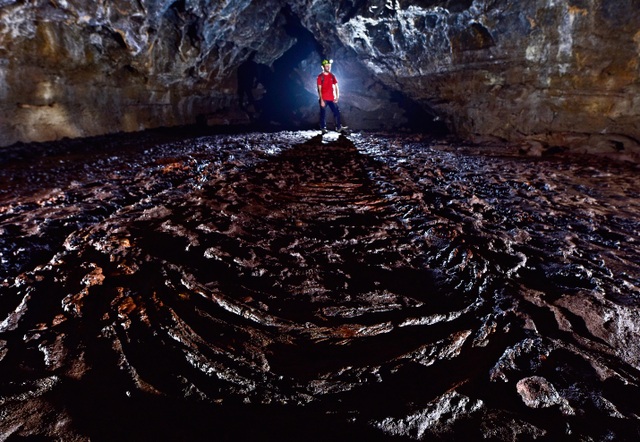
[389,91,449,135]
[251,6,323,130]
[235,5,448,135]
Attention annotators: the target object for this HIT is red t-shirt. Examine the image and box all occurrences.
[317,72,337,101]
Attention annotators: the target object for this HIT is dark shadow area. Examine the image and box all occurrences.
[48,371,388,442]
[390,91,449,135]
[236,51,260,114]
[257,5,323,129]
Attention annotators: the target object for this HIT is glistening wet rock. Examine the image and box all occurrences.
[1,130,640,440]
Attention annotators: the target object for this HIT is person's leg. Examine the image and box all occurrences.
[326,101,341,130]
[319,102,327,129]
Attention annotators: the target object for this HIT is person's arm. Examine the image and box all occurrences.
[318,84,325,107]
[334,83,340,103]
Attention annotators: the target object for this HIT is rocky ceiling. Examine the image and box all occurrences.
[0,0,638,153]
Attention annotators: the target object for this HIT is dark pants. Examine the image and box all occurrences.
[319,100,341,129]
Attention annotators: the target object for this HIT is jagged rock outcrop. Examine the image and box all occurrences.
[333,0,640,153]
[1,0,638,154]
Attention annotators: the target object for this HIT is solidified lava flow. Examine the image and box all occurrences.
[1,130,640,441]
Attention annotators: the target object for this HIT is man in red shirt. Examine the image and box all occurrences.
[317,59,347,134]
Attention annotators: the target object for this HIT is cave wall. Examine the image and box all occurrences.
[1,0,638,151]
[333,0,640,152]
[0,0,296,146]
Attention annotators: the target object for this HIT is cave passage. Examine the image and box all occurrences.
[236,5,325,130]
[237,5,442,134]
[258,6,323,128]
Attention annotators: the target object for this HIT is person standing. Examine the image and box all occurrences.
[317,59,348,134]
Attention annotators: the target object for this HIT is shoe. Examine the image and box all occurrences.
[321,128,328,135]
[337,126,349,133]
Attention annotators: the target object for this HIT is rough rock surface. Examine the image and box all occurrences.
[335,0,640,149]
[1,130,639,440]
[1,0,638,154]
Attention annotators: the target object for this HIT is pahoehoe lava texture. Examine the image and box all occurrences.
[1,131,640,440]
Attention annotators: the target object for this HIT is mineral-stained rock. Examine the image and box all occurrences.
[1,1,638,154]
[516,376,566,409]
